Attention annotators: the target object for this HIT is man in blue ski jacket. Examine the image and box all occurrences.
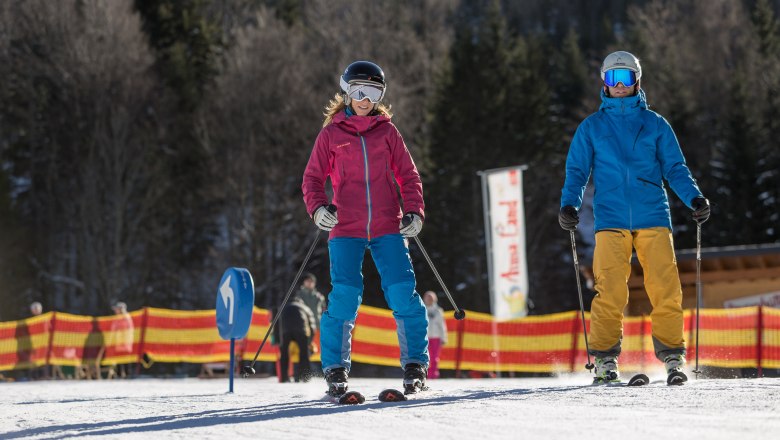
[559,51,711,385]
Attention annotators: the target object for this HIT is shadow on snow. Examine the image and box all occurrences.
[3,386,590,438]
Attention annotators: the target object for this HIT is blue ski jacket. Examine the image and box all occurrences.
[561,89,703,232]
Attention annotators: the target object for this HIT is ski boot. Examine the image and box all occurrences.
[593,356,620,384]
[325,367,349,397]
[664,354,688,386]
[403,363,428,395]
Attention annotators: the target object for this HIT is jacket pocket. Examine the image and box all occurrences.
[596,228,627,236]
[637,177,662,189]
[335,143,360,180]
[385,162,398,193]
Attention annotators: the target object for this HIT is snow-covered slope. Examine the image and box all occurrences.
[3,375,779,439]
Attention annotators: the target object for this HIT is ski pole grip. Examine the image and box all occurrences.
[401,214,412,227]
[326,204,337,214]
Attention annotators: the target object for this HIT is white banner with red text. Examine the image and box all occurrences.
[484,166,529,320]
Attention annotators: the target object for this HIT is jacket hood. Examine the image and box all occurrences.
[332,109,391,134]
[599,88,648,115]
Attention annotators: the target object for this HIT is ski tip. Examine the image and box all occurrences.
[337,391,366,405]
[667,371,688,386]
[378,388,408,402]
[627,373,650,386]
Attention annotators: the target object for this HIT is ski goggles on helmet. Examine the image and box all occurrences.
[343,81,385,103]
[603,68,638,87]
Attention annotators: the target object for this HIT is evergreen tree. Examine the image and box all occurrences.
[710,68,767,244]
[424,0,567,313]
[134,0,225,111]
[133,0,228,308]
[0,171,34,320]
[751,0,780,241]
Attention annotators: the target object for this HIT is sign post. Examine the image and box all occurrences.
[216,267,255,393]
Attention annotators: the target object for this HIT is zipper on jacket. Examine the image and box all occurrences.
[627,168,632,230]
[359,132,372,239]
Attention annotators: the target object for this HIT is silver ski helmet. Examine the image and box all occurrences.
[600,51,642,82]
[340,61,386,105]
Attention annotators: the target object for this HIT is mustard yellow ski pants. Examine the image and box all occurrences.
[589,227,686,360]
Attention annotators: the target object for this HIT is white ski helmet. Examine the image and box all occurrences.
[600,51,642,81]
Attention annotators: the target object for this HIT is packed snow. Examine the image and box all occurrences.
[2,374,779,439]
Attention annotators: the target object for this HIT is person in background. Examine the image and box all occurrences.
[559,50,710,385]
[276,293,317,383]
[297,273,326,329]
[423,291,447,379]
[296,272,325,371]
[25,301,46,379]
[108,302,134,378]
[29,301,43,316]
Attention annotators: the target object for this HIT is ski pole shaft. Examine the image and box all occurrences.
[570,230,594,371]
[693,222,702,376]
[411,236,466,320]
[243,228,323,376]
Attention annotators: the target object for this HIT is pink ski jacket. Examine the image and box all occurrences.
[302,110,424,240]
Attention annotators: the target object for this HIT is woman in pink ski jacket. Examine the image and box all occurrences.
[302,61,429,397]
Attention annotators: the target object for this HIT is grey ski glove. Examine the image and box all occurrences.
[313,204,338,231]
[400,213,423,238]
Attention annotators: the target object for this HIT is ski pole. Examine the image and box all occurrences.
[570,230,595,371]
[243,207,334,376]
[411,236,466,320]
[693,222,702,377]
[402,217,466,319]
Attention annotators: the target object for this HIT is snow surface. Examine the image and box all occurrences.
[2,374,779,439]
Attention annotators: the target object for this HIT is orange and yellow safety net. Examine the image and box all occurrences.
[1,305,778,373]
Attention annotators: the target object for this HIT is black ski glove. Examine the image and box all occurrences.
[691,197,710,224]
[558,206,579,231]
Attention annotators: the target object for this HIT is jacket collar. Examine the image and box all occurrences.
[599,88,648,116]
[332,109,390,134]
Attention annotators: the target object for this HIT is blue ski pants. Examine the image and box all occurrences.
[320,233,429,373]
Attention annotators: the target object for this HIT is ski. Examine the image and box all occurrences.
[592,373,650,387]
[328,390,365,405]
[626,373,650,386]
[378,388,408,402]
[667,370,688,386]
[378,382,431,402]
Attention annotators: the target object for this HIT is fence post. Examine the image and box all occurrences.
[135,307,149,376]
[639,314,646,371]
[688,309,696,364]
[44,312,57,376]
[757,305,763,378]
[454,316,465,378]
[569,311,579,373]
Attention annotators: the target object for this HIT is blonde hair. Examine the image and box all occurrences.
[322,93,392,127]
